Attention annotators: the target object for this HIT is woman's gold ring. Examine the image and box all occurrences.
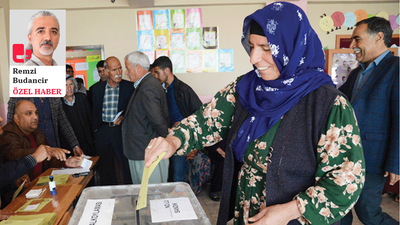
[147,145,152,149]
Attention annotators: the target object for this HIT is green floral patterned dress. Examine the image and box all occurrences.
[171,77,365,224]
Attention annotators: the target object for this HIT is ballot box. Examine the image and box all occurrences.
[68,182,211,225]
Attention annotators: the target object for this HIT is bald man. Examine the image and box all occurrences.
[0,100,82,180]
[91,56,134,185]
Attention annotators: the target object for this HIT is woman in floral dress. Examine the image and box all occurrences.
[144,2,365,225]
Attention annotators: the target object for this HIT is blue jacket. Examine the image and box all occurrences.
[340,52,399,174]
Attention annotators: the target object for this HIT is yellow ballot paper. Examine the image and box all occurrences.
[136,151,166,210]
[12,179,26,201]
[17,198,52,212]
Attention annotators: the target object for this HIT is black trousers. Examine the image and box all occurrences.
[94,124,132,185]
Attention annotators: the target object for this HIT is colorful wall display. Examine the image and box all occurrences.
[136,8,234,73]
[66,50,102,89]
[319,9,399,34]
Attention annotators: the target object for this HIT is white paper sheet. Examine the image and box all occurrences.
[139,14,152,30]
[24,203,40,211]
[75,62,89,71]
[78,199,115,225]
[150,197,197,223]
[113,110,124,122]
[51,168,89,175]
[79,158,93,170]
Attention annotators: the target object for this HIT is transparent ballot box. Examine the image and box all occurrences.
[68,182,211,225]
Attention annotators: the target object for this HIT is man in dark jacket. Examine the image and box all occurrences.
[152,56,203,182]
[122,51,169,184]
[0,101,81,208]
[0,115,50,218]
[1,100,81,180]
[0,114,51,188]
[339,17,399,225]
[91,57,134,185]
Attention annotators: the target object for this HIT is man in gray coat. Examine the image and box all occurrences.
[122,51,169,184]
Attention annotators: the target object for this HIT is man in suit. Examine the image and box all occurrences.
[91,56,134,185]
[152,56,203,182]
[339,17,399,224]
[122,51,169,184]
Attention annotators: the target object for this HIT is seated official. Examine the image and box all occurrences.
[0,100,82,181]
[0,115,54,219]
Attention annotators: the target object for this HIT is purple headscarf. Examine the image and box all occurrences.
[232,2,334,162]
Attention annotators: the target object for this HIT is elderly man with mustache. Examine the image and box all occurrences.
[91,56,135,185]
[23,11,60,66]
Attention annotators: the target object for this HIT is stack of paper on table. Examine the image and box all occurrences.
[2,213,57,225]
[50,158,92,176]
[51,168,89,175]
[25,186,46,199]
[36,174,69,185]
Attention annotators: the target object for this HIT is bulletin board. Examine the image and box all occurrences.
[136,8,234,73]
[66,45,104,89]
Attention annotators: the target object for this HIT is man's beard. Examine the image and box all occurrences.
[39,40,54,56]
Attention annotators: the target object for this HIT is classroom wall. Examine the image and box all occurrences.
[0,0,398,115]
[65,4,261,97]
[309,2,399,49]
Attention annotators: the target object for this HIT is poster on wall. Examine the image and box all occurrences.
[186,8,202,28]
[137,30,154,51]
[136,10,153,30]
[171,50,186,73]
[142,51,155,64]
[202,50,218,72]
[9,10,66,97]
[170,9,185,29]
[153,9,170,30]
[170,29,186,50]
[202,27,218,49]
[154,29,170,50]
[186,50,202,73]
[218,49,234,72]
[86,54,101,86]
[155,50,169,59]
[186,28,202,50]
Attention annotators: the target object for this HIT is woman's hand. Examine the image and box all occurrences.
[144,135,181,168]
[216,147,226,158]
[246,200,301,225]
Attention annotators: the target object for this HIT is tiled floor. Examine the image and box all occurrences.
[197,183,399,225]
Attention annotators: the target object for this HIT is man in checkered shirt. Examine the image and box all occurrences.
[91,56,135,185]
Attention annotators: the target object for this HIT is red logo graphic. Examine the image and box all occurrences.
[13,44,32,63]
